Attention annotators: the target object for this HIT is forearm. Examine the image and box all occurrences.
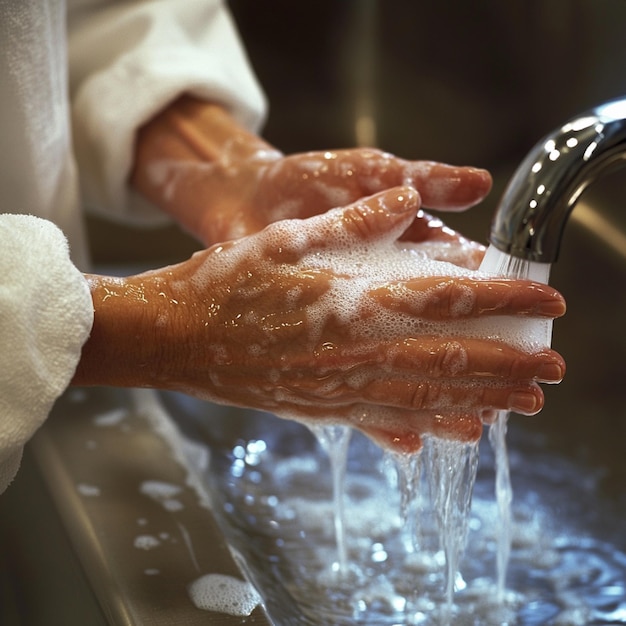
[130,95,274,237]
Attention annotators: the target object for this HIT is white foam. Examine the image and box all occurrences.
[188,573,261,616]
[144,568,160,576]
[190,206,552,374]
[134,535,161,550]
[140,480,182,500]
[93,408,129,427]
[76,483,101,497]
[140,480,184,512]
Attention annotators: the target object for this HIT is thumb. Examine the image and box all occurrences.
[336,186,421,245]
[254,186,421,262]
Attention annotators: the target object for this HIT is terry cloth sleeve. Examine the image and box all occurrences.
[0,214,94,493]
[67,0,267,226]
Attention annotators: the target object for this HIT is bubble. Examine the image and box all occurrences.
[134,535,160,550]
[187,573,261,616]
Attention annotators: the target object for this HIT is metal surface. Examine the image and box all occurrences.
[0,387,272,626]
[489,97,626,262]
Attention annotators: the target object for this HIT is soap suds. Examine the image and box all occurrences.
[134,534,161,550]
[93,408,129,427]
[140,480,184,512]
[77,483,100,497]
[188,573,261,616]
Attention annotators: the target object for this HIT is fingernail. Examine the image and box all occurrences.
[535,298,566,317]
[509,391,539,415]
[536,362,564,382]
[393,186,419,208]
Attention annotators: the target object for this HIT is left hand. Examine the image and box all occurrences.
[131,96,492,252]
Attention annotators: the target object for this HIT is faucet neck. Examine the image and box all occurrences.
[489,98,626,263]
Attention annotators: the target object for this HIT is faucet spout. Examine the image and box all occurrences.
[489,97,626,263]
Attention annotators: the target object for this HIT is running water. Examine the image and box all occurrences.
[198,404,626,625]
[309,424,353,576]
[479,243,553,600]
[488,410,512,599]
[425,437,480,614]
[392,450,423,554]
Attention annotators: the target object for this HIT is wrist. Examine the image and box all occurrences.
[72,271,179,388]
[163,95,275,164]
[130,95,277,236]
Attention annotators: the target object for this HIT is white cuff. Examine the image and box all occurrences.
[0,215,94,492]
[70,1,267,225]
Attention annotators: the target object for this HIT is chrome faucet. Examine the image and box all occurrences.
[489,97,626,263]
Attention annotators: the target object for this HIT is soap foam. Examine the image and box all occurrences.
[76,483,101,497]
[182,203,554,449]
[93,408,129,427]
[192,206,549,354]
[140,480,184,512]
[134,534,160,550]
[188,573,261,616]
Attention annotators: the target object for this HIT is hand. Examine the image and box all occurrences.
[74,187,565,453]
[131,96,492,249]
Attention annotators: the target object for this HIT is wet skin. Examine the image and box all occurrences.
[73,187,566,453]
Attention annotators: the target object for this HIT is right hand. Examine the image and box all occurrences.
[76,187,566,453]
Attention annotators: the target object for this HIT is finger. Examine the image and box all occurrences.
[257,336,560,411]
[383,336,565,382]
[371,276,567,320]
[269,186,421,255]
[290,405,484,452]
[287,149,492,212]
[338,186,420,243]
[355,408,484,452]
[331,150,492,210]
[399,209,471,243]
[399,161,492,211]
[330,150,492,210]
[361,376,547,416]
[397,210,487,269]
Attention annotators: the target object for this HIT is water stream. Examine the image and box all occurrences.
[478,244,553,606]
[308,424,353,576]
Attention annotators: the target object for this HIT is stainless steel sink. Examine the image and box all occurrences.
[0,388,273,625]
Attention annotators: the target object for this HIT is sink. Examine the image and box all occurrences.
[0,388,273,625]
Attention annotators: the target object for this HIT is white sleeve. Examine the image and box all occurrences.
[0,214,94,493]
[67,0,267,225]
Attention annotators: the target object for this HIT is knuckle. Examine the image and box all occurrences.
[431,340,468,376]
[430,279,476,318]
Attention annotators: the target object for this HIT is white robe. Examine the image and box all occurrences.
[0,0,266,492]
